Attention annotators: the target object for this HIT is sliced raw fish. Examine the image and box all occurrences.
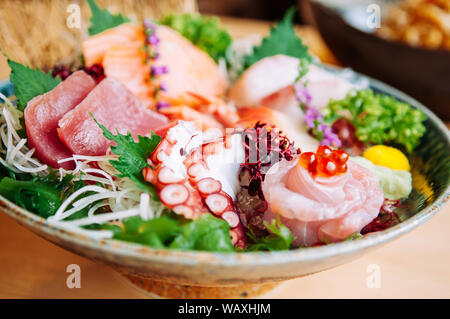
[82,23,144,67]
[57,78,168,156]
[82,23,227,108]
[24,71,96,169]
[229,55,356,114]
[262,157,384,246]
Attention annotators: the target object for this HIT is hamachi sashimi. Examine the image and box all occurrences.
[24,71,96,169]
[262,157,384,246]
[57,78,168,156]
[228,55,356,117]
[82,23,227,108]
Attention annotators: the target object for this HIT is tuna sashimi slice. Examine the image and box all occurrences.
[24,71,97,169]
[57,78,169,156]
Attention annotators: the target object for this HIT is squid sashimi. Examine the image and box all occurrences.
[57,78,168,156]
[25,71,96,169]
[144,121,246,248]
[238,106,318,152]
[228,55,356,118]
[82,23,227,108]
[262,146,384,246]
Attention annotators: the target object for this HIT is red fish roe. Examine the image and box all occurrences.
[299,145,349,177]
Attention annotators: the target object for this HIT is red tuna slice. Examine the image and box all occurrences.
[57,77,169,156]
[24,71,97,169]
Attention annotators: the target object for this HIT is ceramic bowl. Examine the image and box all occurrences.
[302,0,450,120]
[0,67,449,298]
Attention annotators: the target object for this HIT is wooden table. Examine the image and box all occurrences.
[0,16,449,299]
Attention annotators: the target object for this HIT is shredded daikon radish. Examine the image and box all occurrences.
[66,208,140,227]
[47,220,114,239]
[0,95,163,240]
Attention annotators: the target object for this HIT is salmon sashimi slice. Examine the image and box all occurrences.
[24,71,97,169]
[82,23,227,108]
[262,157,384,246]
[82,23,144,67]
[156,25,227,99]
[57,78,168,156]
[102,45,155,108]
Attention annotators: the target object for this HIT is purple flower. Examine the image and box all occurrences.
[304,107,322,128]
[151,65,169,76]
[159,82,167,92]
[319,124,342,147]
[147,34,159,46]
[156,101,170,109]
[151,51,160,60]
[294,82,312,105]
[144,19,155,30]
[294,79,342,148]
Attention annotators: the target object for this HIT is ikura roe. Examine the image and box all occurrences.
[298,146,349,177]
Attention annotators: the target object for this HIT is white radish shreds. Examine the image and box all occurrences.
[0,95,162,240]
[0,99,48,175]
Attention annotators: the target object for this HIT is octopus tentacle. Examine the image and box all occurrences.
[144,121,247,248]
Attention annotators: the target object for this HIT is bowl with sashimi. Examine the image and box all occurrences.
[0,63,448,298]
[0,4,449,299]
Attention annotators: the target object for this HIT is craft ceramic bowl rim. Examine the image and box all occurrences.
[0,66,449,270]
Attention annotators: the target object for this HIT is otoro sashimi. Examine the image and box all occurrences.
[24,71,96,169]
[57,77,168,156]
[262,146,384,246]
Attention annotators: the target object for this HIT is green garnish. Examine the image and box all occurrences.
[7,59,61,111]
[0,171,92,219]
[170,214,234,252]
[95,214,235,252]
[247,217,294,251]
[325,89,427,152]
[344,232,363,241]
[93,115,161,197]
[243,7,312,70]
[160,13,232,63]
[87,0,130,36]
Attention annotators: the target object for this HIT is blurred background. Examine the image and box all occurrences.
[0,0,448,118]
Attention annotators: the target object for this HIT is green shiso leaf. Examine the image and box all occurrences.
[7,59,61,111]
[87,0,130,36]
[243,7,312,70]
[92,115,161,197]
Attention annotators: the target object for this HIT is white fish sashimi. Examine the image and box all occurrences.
[262,157,384,246]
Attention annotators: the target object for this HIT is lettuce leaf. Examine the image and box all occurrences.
[247,217,294,251]
[324,89,427,152]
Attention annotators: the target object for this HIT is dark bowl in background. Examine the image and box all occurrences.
[301,0,450,120]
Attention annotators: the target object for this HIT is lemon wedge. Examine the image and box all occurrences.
[363,145,410,171]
